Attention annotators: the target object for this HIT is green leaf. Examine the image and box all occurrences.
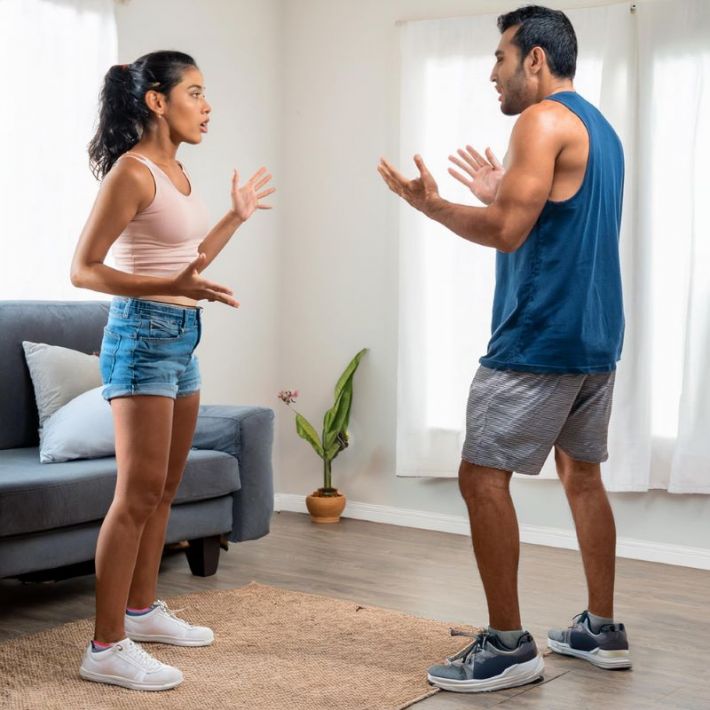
[333,348,368,404]
[322,349,367,453]
[295,413,324,458]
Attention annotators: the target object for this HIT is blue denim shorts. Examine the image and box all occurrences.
[100,298,202,401]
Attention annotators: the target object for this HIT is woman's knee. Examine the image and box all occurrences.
[114,484,165,524]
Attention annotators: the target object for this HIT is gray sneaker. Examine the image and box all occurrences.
[427,631,544,693]
[547,611,632,670]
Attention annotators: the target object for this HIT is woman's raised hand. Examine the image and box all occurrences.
[171,253,239,307]
[230,167,275,222]
[448,146,504,206]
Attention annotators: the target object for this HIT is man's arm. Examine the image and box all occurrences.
[379,103,560,252]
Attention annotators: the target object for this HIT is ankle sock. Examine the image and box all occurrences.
[126,603,155,616]
[587,611,614,633]
[488,626,525,649]
[91,640,115,653]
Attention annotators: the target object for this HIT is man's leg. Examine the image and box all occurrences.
[458,461,521,630]
[554,446,615,618]
[427,460,543,693]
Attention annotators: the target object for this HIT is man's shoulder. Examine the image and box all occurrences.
[511,101,565,146]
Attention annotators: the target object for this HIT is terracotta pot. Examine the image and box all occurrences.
[305,489,346,524]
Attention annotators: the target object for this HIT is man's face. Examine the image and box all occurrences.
[490,26,535,115]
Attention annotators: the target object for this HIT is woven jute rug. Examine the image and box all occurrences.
[0,582,479,710]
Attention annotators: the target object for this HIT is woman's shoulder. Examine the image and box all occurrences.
[103,153,157,212]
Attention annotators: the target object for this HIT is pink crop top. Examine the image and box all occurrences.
[112,153,210,278]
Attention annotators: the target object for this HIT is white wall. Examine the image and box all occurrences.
[276,0,710,557]
[115,0,282,408]
[116,0,710,559]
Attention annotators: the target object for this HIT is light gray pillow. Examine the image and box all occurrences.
[40,386,115,463]
[22,341,102,428]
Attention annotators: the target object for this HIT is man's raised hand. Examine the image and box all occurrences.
[378,154,441,214]
[448,146,504,206]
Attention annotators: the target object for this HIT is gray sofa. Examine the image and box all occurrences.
[0,301,274,580]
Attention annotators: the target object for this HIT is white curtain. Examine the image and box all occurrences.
[0,0,117,301]
[396,0,710,494]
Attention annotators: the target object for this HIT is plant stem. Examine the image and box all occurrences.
[323,457,332,490]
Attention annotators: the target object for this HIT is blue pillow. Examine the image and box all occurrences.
[40,386,115,463]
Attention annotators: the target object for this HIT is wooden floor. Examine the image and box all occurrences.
[1,512,709,709]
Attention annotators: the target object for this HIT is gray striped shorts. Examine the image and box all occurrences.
[462,365,616,475]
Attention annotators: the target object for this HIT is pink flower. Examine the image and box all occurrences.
[278,389,299,405]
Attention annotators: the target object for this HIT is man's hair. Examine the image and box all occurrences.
[497,5,578,79]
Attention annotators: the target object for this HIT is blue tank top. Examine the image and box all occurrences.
[479,92,625,374]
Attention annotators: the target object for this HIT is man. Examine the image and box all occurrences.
[378,5,631,694]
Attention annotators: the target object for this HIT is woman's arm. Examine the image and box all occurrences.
[70,159,237,305]
[198,167,274,269]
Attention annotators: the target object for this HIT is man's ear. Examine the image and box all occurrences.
[527,46,547,75]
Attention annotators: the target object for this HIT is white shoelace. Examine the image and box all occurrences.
[117,639,163,671]
[154,599,192,628]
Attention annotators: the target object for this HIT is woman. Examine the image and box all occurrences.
[70,51,274,691]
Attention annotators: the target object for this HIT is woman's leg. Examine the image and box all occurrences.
[93,395,175,643]
[127,391,201,609]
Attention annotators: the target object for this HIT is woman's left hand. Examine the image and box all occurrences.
[230,167,275,221]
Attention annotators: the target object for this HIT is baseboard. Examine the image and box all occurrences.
[274,493,710,571]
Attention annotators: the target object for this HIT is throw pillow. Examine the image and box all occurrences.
[22,341,102,428]
[39,386,114,463]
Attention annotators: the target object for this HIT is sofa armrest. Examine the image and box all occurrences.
[192,405,274,542]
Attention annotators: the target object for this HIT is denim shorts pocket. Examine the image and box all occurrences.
[99,329,121,383]
[146,316,183,340]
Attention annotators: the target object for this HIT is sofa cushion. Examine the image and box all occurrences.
[0,448,240,537]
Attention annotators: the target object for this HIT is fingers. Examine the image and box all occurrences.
[464,146,487,168]
[207,290,240,308]
[377,160,407,196]
[413,154,432,179]
[254,173,273,191]
[378,157,409,188]
[256,186,275,209]
[449,154,476,179]
[201,277,233,296]
[232,169,239,191]
[485,147,503,169]
[247,167,267,186]
[448,166,473,188]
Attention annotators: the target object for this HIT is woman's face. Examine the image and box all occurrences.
[163,66,211,144]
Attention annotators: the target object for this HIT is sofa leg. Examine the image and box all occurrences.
[185,535,221,577]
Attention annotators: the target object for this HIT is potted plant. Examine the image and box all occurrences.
[278,348,367,523]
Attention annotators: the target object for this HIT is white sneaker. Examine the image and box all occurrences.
[79,637,183,691]
[125,600,214,646]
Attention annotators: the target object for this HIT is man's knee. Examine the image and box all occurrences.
[458,460,511,503]
[555,446,602,492]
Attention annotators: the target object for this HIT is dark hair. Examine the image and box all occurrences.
[88,51,198,179]
[497,5,577,79]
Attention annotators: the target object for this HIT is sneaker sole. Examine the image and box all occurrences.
[547,638,632,669]
[79,666,183,691]
[427,654,544,693]
[126,633,213,647]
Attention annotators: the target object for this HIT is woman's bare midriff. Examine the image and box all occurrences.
[138,295,199,308]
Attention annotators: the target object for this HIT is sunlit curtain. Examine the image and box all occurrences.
[396,0,710,493]
[0,0,117,300]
